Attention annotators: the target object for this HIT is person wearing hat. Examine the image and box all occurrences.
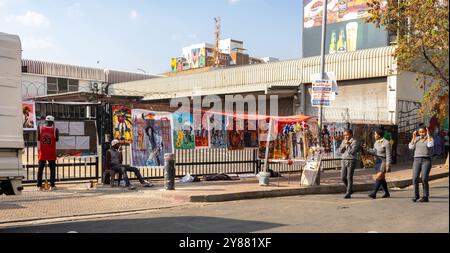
[37,115,59,191]
[105,139,153,190]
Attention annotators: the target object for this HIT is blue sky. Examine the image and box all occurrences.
[0,0,303,74]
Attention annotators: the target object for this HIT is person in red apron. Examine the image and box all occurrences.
[37,115,59,191]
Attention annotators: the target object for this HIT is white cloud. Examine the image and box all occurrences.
[22,37,55,50]
[5,11,50,28]
[130,9,139,20]
[228,0,241,4]
[68,2,82,17]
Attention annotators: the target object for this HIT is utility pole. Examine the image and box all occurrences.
[318,0,328,145]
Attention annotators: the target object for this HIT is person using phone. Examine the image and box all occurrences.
[409,126,435,203]
[339,129,360,199]
[362,128,392,199]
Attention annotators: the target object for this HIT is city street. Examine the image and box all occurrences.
[2,178,448,233]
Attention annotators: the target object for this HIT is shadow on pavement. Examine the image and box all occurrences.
[0,216,285,233]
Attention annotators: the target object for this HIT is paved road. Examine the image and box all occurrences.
[2,178,448,233]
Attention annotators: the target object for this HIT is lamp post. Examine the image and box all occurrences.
[318,0,328,145]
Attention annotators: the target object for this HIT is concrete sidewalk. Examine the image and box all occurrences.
[0,160,448,227]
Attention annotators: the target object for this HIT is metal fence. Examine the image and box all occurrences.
[22,102,100,185]
[119,145,342,180]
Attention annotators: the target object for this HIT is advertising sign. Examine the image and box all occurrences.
[303,0,389,57]
[311,79,333,107]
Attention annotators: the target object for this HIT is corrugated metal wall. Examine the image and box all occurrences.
[22,59,157,84]
[111,46,396,100]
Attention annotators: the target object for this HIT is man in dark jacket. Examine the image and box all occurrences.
[105,140,153,190]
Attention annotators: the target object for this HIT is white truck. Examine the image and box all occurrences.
[0,32,24,195]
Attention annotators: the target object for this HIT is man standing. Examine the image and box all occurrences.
[105,140,153,190]
[37,116,59,191]
[339,129,360,199]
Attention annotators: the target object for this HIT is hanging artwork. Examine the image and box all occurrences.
[194,113,209,148]
[131,109,173,167]
[227,117,244,150]
[258,119,275,160]
[22,101,36,131]
[243,120,259,148]
[112,105,132,143]
[173,112,195,150]
[208,115,228,149]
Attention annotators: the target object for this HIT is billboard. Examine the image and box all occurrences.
[303,0,389,57]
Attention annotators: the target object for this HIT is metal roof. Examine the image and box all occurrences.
[22,59,159,84]
[111,46,396,100]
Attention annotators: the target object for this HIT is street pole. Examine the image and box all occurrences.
[318,0,328,145]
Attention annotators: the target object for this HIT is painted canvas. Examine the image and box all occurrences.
[244,120,258,148]
[112,105,132,143]
[194,113,209,148]
[227,117,244,150]
[131,109,173,167]
[208,115,228,149]
[22,101,36,131]
[173,112,195,150]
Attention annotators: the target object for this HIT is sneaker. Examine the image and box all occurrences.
[143,182,154,188]
[368,193,377,199]
[49,186,57,192]
[344,194,352,199]
[382,193,391,199]
[412,198,420,203]
[419,197,429,203]
[128,186,137,191]
[38,187,45,192]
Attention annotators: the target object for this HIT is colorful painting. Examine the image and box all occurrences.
[131,109,173,167]
[171,58,177,72]
[173,112,195,150]
[244,120,259,148]
[191,48,200,69]
[22,101,36,131]
[199,47,206,68]
[227,117,244,150]
[208,115,228,149]
[194,113,209,148]
[112,105,132,143]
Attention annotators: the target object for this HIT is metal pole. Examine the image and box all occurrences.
[264,118,273,173]
[318,0,328,145]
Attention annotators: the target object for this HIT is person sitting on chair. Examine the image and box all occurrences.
[105,140,153,190]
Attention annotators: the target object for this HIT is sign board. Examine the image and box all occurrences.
[311,79,333,107]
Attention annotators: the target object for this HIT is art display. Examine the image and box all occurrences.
[194,113,209,148]
[173,112,195,150]
[227,117,244,150]
[243,120,259,148]
[131,109,173,167]
[22,101,36,131]
[208,115,228,149]
[112,105,132,143]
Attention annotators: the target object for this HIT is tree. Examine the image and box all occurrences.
[366,0,449,126]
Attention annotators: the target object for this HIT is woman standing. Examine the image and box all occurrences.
[363,128,392,199]
[409,127,434,203]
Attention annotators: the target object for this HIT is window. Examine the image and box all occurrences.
[46,77,79,94]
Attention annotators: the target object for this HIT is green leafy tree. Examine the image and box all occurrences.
[367,0,449,125]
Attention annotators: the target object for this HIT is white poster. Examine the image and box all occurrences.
[57,136,76,150]
[69,122,85,135]
[55,121,69,134]
[75,136,90,150]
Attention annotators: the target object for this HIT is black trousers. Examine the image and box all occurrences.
[37,160,56,187]
[110,165,147,186]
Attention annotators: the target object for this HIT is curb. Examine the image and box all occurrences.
[188,172,449,203]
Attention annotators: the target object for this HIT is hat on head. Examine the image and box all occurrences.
[45,115,55,122]
[111,139,120,147]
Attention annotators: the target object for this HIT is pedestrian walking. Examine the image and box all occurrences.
[409,126,435,203]
[105,139,153,190]
[363,128,391,199]
[339,129,360,199]
[37,116,59,191]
